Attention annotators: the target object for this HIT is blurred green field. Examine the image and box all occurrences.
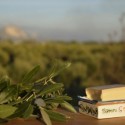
[0,40,125,104]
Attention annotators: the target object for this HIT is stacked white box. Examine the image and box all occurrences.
[79,99,125,119]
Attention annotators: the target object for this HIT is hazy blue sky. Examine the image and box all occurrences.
[0,0,125,41]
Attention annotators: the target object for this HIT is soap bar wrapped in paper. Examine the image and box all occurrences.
[78,99,125,119]
[86,84,125,101]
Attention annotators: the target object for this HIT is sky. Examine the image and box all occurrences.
[0,0,125,41]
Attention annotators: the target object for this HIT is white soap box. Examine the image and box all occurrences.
[78,98,125,119]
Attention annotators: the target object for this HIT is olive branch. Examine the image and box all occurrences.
[0,61,76,125]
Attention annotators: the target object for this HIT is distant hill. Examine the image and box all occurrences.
[0,25,28,40]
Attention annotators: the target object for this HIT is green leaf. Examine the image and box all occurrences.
[45,109,66,122]
[49,61,71,78]
[0,76,10,92]
[9,101,33,119]
[50,103,59,109]
[22,65,40,84]
[40,107,52,125]
[22,103,33,118]
[37,83,63,97]
[45,96,72,104]
[0,85,18,104]
[0,105,17,118]
[46,99,64,104]
[34,98,46,107]
[32,82,45,93]
[47,95,72,101]
[60,101,77,113]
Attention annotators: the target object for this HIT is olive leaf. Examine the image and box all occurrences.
[34,98,46,107]
[40,107,52,125]
[0,105,17,118]
[9,101,33,119]
[22,103,33,118]
[37,83,64,97]
[0,76,10,92]
[45,95,72,104]
[22,65,40,84]
[45,109,66,122]
[0,85,18,104]
[60,101,77,113]
[49,61,71,78]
